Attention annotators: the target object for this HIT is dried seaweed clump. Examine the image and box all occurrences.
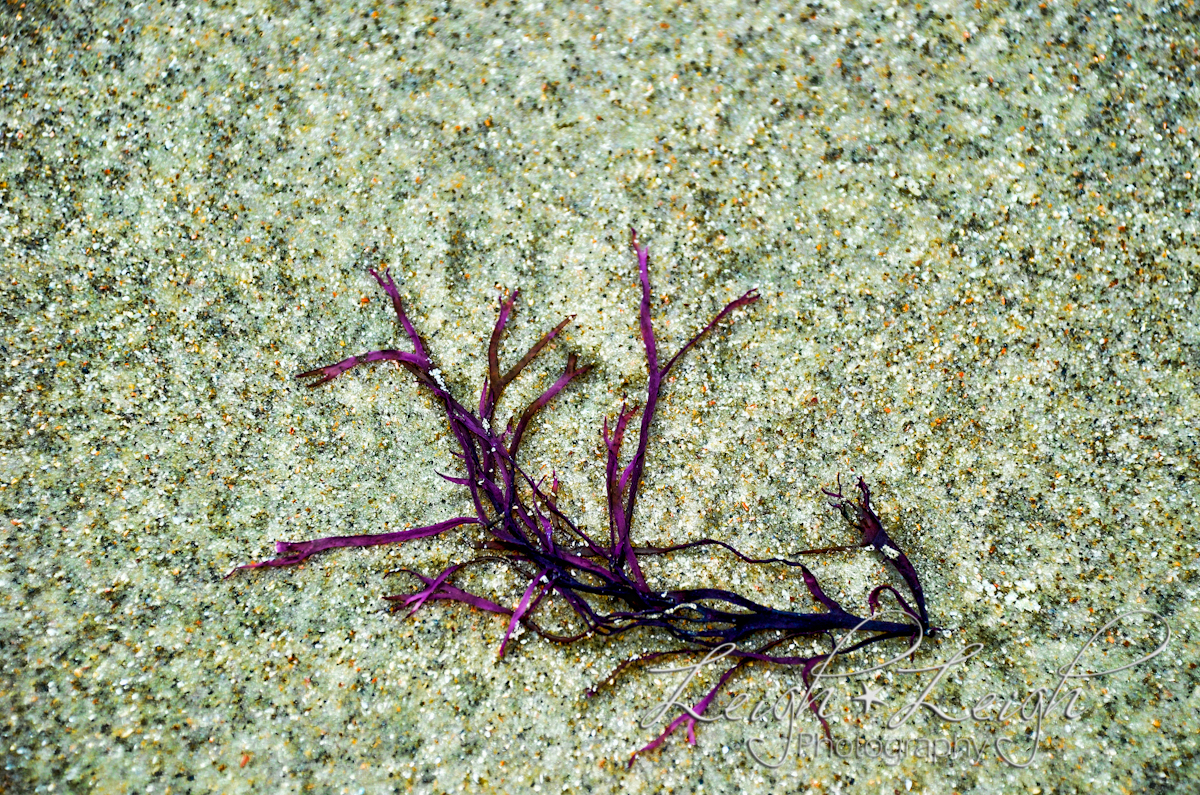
[231,230,931,759]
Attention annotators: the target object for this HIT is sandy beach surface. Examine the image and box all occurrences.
[2,1,1197,792]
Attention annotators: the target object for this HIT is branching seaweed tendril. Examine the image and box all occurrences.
[230,229,933,763]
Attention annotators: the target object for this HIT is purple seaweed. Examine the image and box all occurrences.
[230,229,933,763]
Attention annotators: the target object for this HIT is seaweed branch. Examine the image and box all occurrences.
[230,229,933,762]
